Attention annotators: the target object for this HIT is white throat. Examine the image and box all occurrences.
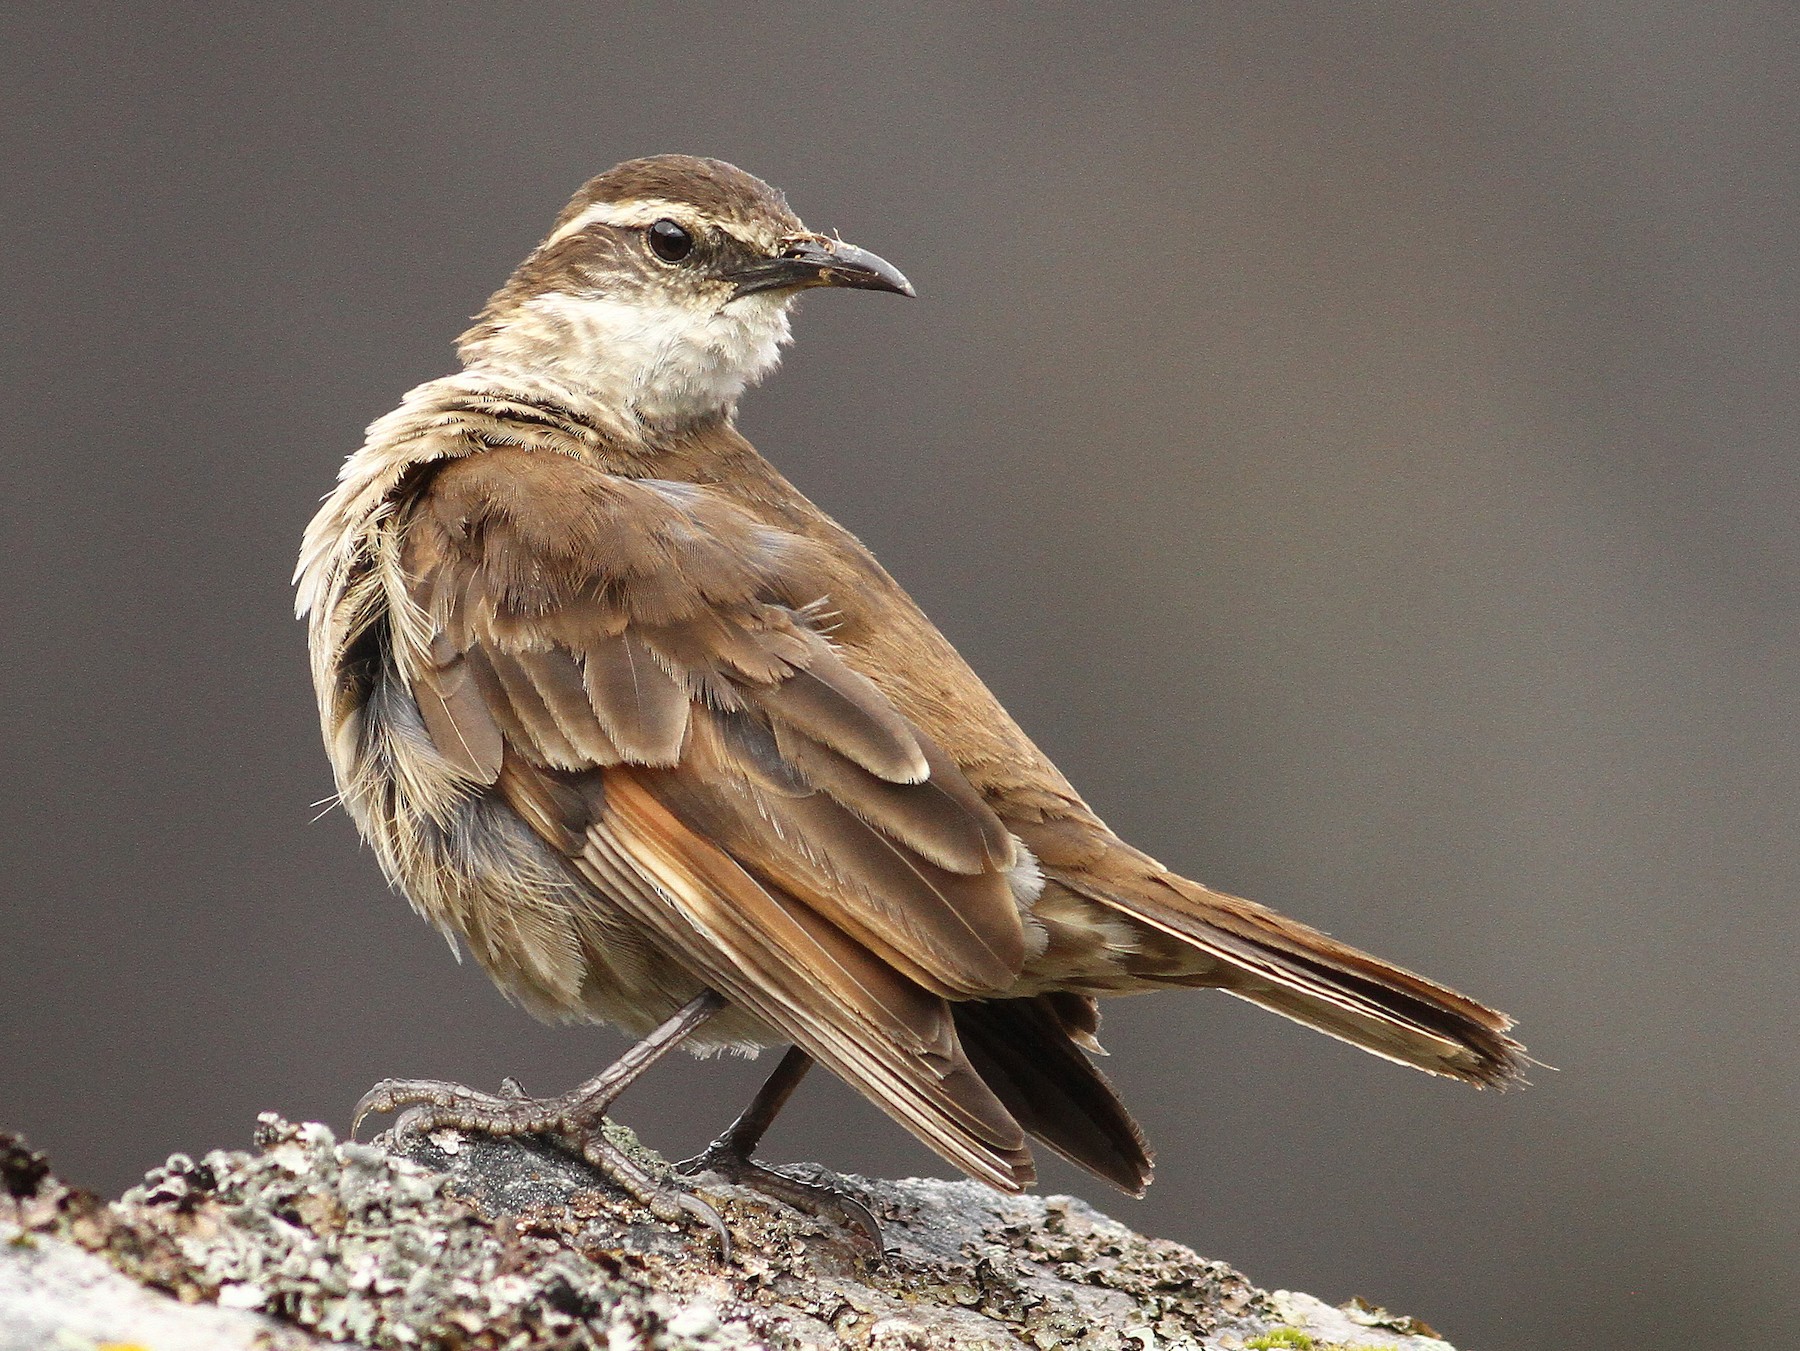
[464,289,793,427]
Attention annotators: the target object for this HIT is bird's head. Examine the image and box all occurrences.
[458,155,913,430]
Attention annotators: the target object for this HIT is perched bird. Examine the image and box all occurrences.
[297,155,1523,1236]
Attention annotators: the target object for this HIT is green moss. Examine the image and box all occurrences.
[1246,1335,1401,1351]
[1247,1331,1315,1350]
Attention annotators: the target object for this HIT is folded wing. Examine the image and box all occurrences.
[394,446,1043,1188]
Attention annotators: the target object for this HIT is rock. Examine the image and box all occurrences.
[0,1120,1458,1350]
[0,1226,324,1351]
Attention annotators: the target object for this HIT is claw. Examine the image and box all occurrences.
[354,1077,484,1139]
[351,1079,405,1138]
[679,1146,885,1256]
[673,1191,732,1262]
[831,1190,887,1259]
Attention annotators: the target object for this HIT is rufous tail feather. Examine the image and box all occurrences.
[1088,871,1526,1087]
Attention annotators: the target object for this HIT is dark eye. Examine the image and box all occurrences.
[647,218,694,263]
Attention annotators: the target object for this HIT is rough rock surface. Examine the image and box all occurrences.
[0,1119,1456,1350]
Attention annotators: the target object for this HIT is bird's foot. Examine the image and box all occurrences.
[355,1075,729,1257]
[677,1136,885,1257]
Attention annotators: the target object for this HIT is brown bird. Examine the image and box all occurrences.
[296,154,1523,1239]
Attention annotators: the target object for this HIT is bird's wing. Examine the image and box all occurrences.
[395,445,1035,1188]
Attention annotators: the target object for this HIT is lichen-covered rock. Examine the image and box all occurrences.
[0,1120,1458,1350]
[0,1225,323,1351]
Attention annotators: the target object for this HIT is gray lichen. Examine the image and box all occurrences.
[1,1119,1458,1350]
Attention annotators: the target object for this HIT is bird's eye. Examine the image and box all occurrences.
[647,218,695,263]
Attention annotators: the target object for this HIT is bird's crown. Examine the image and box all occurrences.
[547,155,804,254]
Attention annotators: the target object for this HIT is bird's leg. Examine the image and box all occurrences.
[682,1043,812,1164]
[355,991,730,1251]
[677,1046,885,1253]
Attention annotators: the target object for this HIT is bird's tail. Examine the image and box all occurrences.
[1078,865,1526,1087]
[953,993,1152,1194]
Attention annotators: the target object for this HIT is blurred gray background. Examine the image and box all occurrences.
[4,5,1795,1348]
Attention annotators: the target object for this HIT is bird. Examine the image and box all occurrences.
[296,154,1523,1242]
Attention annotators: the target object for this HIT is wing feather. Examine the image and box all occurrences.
[580,634,691,765]
[512,646,626,766]
[776,727,1016,874]
[411,654,504,783]
[482,647,586,768]
[750,656,928,783]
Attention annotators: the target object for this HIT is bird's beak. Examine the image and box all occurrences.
[728,235,915,300]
